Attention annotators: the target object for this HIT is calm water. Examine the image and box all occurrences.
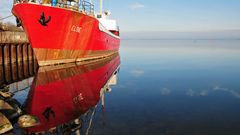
[1,39,240,135]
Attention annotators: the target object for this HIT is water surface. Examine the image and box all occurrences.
[99,39,240,135]
[1,39,240,135]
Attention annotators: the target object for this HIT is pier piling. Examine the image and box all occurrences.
[0,32,38,85]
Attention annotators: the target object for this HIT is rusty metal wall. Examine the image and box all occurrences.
[0,32,32,65]
[0,32,38,85]
[0,31,28,44]
[0,43,34,65]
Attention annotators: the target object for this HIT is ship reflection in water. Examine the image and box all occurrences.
[0,53,120,134]
[2,40,240,135]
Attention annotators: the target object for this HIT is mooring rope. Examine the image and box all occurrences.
[0,15,14,21]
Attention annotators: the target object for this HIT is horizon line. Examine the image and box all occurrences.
[121,29,240,33]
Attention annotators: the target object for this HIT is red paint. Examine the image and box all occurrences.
[12,3,120,59]
[24,55,120,133]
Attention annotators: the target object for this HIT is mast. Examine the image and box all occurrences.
[100,0,103,14]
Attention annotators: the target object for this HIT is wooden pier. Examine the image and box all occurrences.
[0,32,38,85]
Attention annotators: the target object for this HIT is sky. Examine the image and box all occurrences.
[1,0,240,35]
[104,0,240,32]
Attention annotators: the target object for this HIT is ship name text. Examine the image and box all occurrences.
[71,25,81,33]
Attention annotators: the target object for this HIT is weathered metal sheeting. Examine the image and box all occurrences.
[0,32,28,44]
[0,43,34,65]
[0,46,2,66]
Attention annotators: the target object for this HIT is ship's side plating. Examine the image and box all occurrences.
[12,3,120,66]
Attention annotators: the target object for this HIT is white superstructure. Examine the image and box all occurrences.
[96,0,119,32]
[97,12,118,31]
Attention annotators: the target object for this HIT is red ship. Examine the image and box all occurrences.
[22,53,120,133]
[12,0,120,66]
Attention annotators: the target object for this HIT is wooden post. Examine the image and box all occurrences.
[10,44,17,63]
[3,44,10,65]
[27,44,32,61]
[15,44,19,80]
[0,46,3,65]
[29,46,33,76]
[0,45,3,84]
[23,43,28,61]
[10,45,17,81]
[1,45,5,84]
[11,62,18,81]
[28,60,33,76]
[23,44,29,77]
[9,44,13,82]
[17,44,23,79]
[17,44,23,63]
[27,44,34,75]
[0,66,3,85]
[3,61,11,84]
[0,32,1,45]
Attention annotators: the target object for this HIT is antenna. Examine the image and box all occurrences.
[100,0,103,14]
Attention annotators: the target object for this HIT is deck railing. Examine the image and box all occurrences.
[79,1,94,14]
[14,0,95,15]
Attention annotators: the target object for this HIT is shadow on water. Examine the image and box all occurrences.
[0,53,120,134]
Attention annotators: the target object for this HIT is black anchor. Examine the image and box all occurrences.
[42,107,55,121]
[38,12,51,26]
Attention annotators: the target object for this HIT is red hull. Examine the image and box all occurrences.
[24,54,120,133]
[12,3,120,66]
